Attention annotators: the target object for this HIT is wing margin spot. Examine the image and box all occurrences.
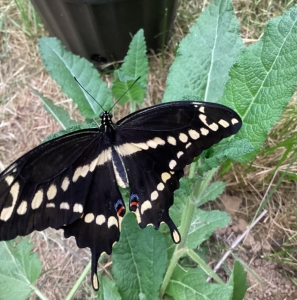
[31,189,43,210]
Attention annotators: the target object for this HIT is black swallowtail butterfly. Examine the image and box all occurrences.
[0,101,241,290]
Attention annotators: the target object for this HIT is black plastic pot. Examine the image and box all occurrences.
[31,0,178,65]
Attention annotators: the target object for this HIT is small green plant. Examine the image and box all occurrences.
[1,0,297,299]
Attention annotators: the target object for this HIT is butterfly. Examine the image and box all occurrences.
[0,100,242,290]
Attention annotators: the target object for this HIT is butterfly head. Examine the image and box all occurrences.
[100,111,114,132]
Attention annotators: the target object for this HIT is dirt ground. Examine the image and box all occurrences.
[217,194,297,299]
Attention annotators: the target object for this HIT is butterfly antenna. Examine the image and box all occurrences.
[74,77,104,111]
[110,76,141,112]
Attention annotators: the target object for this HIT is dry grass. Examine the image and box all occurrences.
[1,0,297,298]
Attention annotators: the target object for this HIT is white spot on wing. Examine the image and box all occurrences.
[218,119,230,128]
[179,133,188,143]
[141,200,152,214]
[161,172,171,183]
[60,202,70,210]
[73,203,83,213]
[96,214,106,225]
[157,182,165,191]
[97,148,112,166]
[147,137,165,149]
[89,158,97,172]
[200,128,209,136]
[61,177,70,191]
[72,167,82,182]
[85,213,95,223]
[188,129,200,140]
[132,142,149,150]
[93,274,99,290]
[231,118,239,125]
[199,114,219,131]
[151,191,158,201]
[177,151,184,158]
[46,203,55,208]
[17,201,27,215]
[186,142,192,149]
[0,182,20,221]
[173,230,181,243]
[47,184,57,200]
[81,165,89,177]
[108,216,118,228]
[31,189,44,210]
[167,136,176,146]
[169,159,177,169]
[115,143,142,156]
[199,106,205,113]
[5,176,14,186]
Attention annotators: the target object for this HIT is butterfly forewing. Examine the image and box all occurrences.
[0,100,242,290]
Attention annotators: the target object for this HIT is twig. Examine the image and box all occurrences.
[207,209,268,281]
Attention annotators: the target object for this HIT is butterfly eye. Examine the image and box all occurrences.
[100,112,104,118]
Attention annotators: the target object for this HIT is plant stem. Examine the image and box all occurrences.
[65,261,91,300]
[159,164,218,297]
[187,249,224,285]
[31,286,49,300]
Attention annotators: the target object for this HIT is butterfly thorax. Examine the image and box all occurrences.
[100,111,115,133]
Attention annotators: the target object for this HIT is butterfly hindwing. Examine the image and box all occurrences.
[63,160,125,290]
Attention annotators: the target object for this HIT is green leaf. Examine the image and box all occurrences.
[196,181,226,207]
[169,177,192,226]
[112,29,148,105]
[0,239,42,300]
[199,138,254,173]
[221,5,297,162]
[38,37,113,118]
[163,0,244,103]
[228,262,248,300]
[187,210,230,249]
[98,275,122,300]
[120,29,148,88]
[166,265,233,300]
[31,88,78,129]
[112,79,146,105]
[112,213,167,300]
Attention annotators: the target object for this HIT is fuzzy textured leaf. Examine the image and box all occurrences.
[228,262,248,300]
[120,29,148,87]
[166,265,233,300]
[221,5,297,161]
[163,0,244,103]
[112,213,167,300]
[38,37,113,118]
[112,79,146,105]
[187,210,230,249]
[112,29,148,105]
[31,88,78,129]
[196,181,226,207]
[199,138,254,173]
[0,239,42,300]
[99,275,121,300]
